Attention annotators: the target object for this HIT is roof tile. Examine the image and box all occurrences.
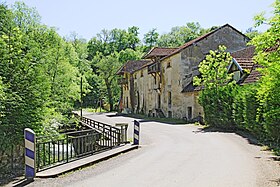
[143,47,178,59]
[116,60,151,75]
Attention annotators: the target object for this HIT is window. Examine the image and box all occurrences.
[233,71,241,81]
[158,94,161,109]
[126,97,128,108]
[167,61,171,68]
[134,74,137,79]
[187,107,192,119]
[141,70,143,77]
[168,92,171,108]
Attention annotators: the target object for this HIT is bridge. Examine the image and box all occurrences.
[24,114,138,178]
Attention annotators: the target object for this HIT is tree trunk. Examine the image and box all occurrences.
[105,79,113,111]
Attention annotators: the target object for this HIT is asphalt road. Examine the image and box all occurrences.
[24,112,280,187]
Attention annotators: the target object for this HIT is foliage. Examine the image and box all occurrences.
[87,27,143,111]
[92,52,122,111]
[87,26,140,60]
[195,0,280,150]
[245,27,261,39]
[232,85,263,136]
[194,46,236,128]
[143,28,159,51]
[156,22,210,47]
[249,0,280,141]
[0,2,82,155]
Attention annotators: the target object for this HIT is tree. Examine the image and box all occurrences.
[0,2,82,149]
[157,22,207,47]
[87,27,141,59]
[143,28,159,51]
[249,0,280,141]
[87,27,142,111]
[194,45,236,128]
[245,27,261,39]
[93,52,122,111]
[0,2,50,149]
[65,32,93,107]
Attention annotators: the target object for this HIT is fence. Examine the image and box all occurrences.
[36,127,121,171]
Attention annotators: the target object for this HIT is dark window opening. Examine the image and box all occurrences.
[167,61,171,68]
[126,97,128,108]
[168,92,171,108]
[187,107,192,119]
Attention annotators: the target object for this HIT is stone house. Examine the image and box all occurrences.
[117,24,250,119]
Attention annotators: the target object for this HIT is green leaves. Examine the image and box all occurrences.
[0,2,83,150]
[249,0,280,141]
[195,45,233,89]
[156,22,209,47]
[196,0,280,142]
[194,45,236,128]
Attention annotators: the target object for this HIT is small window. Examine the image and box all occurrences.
[187,107,192,119]
[168,92,172,108]
[126,97,128,108]
[134,74,137,79]
[141,70,143,77]
[167,61,171,68]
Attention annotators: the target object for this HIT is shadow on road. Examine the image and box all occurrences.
[3,178,34,187]
[193,126,262,146]
[106,113,188,125]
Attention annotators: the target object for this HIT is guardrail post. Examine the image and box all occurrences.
[24,128,36,180]
[115,123,128,143]
[133,120,140,145]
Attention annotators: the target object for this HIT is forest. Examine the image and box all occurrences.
[0,0,279,178]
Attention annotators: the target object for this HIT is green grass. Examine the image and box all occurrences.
[85,107,108,113]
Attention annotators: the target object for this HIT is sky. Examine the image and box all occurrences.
[2,0,275,41]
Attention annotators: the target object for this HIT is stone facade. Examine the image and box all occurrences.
[118,24,250,119]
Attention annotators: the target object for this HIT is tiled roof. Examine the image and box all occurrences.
[116,60,151,75]
[231,46,255,58]
[234,58,254,71]
[162,24,248,60]
[241,64,262,85]
[230,46,256,72]
[143,47,178,59]
[182,82,202,93]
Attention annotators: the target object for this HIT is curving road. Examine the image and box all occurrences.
[26,112,280,187]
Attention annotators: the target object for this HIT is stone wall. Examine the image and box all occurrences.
[121,25,249,120]
[0,144,24,185]
[180,26,249,89]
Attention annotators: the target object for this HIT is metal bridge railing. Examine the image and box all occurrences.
[36,127,121,171]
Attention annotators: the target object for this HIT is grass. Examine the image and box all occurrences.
[85,107,108,113]
[261,145,271,151]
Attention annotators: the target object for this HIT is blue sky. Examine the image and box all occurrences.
[2,0,275,41]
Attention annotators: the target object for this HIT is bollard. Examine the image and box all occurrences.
[24,128,36,179]
[115,123,128,143]
[133,120,140,145]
